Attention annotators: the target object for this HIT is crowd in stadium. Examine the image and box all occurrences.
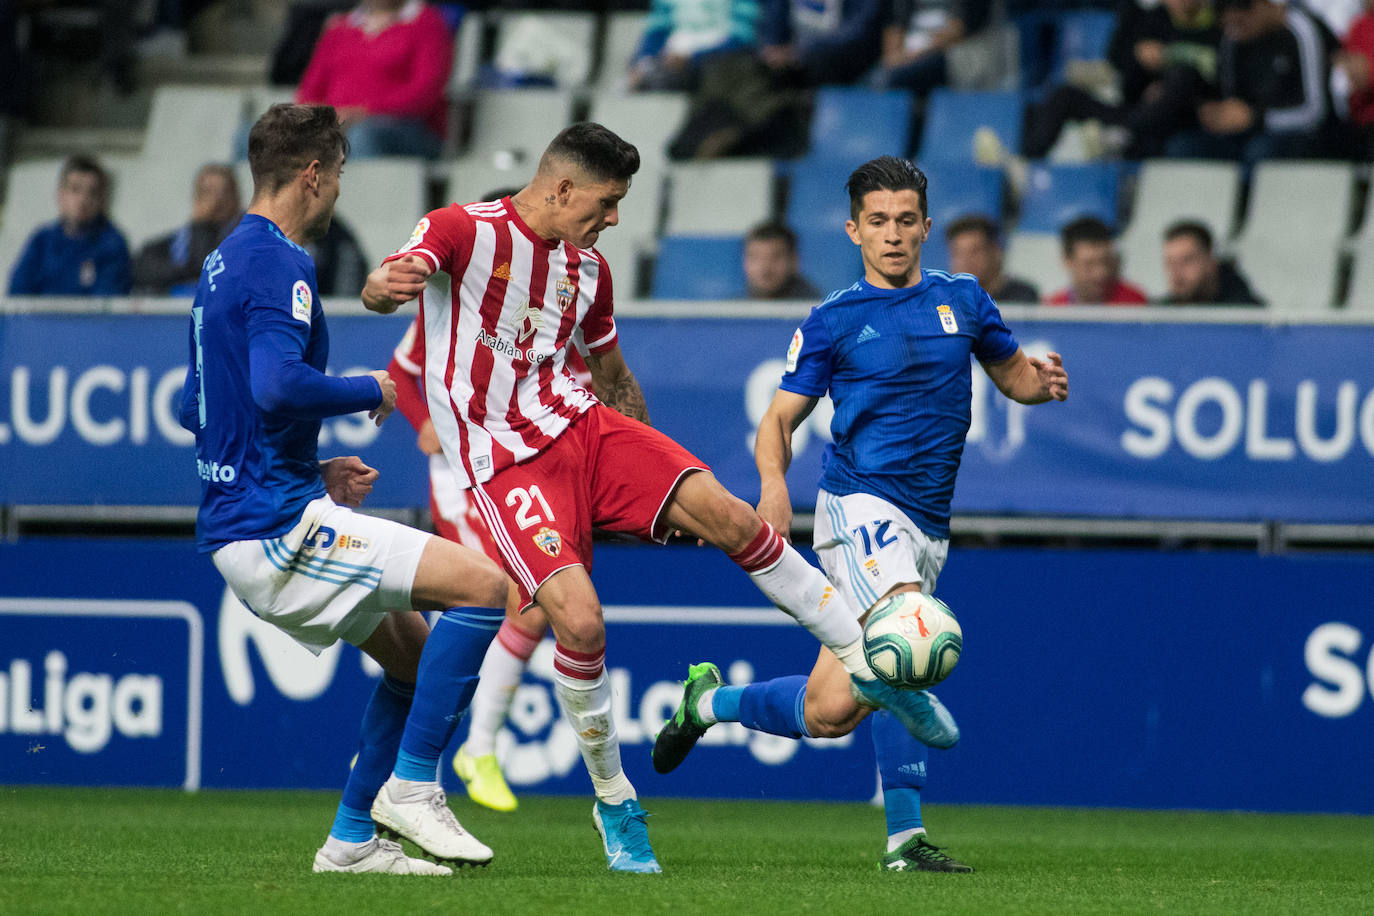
[2,0,1371,308]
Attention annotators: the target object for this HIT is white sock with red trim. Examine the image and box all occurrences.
[730,522,871,679]
[552,643,636,804]
[463,619,540,757]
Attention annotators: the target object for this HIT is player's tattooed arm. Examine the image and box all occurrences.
[586,346,651,426]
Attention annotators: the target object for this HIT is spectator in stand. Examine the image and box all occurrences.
[1021,0,1222,159]
[758,0,887,86]
[8,154,131,296]
[295,0,453,159]
[1333,0,1374,158]
[945,214,1039,303]
[1046,216,1148,306]
[629,0,762,91]
[1159,219,1263,305]
[132,164,242,296]
[1165,0,1338,166]
[744,221,820,299]
[870,0,990,95]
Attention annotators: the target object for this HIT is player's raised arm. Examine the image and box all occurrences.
[585,344,650,425]
[983,349,1069,405]
[754,388,818,541]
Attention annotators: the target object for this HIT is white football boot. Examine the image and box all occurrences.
[312,837,453,875]
[371,776,494,867]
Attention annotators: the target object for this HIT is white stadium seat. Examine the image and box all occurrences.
[663,159,775,236]
[1118,159,1242,299]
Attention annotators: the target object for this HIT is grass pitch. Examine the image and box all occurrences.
[2,788,1372,915]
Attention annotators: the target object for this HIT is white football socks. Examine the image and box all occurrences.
[750,545,872,678]
[553,666,636,806]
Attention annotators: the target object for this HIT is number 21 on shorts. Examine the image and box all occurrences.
[505,485,555,530]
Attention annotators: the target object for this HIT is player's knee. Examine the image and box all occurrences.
[551,608,605,654]
[468,557,509,609]
[803,687,864,738]
[702,492,763,553]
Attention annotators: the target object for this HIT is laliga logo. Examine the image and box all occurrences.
[0,651,162,753]
[495,645,851,786]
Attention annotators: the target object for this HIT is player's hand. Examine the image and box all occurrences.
[756,488,794,544]
[320,456,379,507]
[417,418,442,456]
[1027,351,1068,402]
[362,256,431,313]
[367,370,398,425]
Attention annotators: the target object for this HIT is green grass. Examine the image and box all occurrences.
[2,788,1372,915]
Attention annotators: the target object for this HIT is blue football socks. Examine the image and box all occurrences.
[393,606,504,782]
[873,708,928,836]
[716,675,812,739]
[331,672,414,842]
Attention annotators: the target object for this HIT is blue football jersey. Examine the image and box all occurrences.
[180,215,380,552]
[780,270,1020,539]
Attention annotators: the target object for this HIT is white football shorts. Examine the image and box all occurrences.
[212,495,430,655]
[813,488,949,616]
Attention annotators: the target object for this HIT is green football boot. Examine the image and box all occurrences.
[881,835,974,873]
[651,662,723,774]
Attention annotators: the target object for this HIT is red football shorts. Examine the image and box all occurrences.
[470,404,708,608]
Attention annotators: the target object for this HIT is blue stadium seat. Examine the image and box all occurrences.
[795,229,863,295]
[1017,161,1123,233]
[1048,10,1117,86]
[651,236,748,300]
[921,163,1005,272]
[783,156,853,238]
[808,88,915,162]
[917,89,1024,166]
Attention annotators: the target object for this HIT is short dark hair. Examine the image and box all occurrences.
[541,122,640,184]
[845,156,927,221]
[247,104,348,196]
[1060,215,1115,258]
[59,154,109,194]
[1163,219,1214,252]
[944,213,1002,245]
[746,220,798,252]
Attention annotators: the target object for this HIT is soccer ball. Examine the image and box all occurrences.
[862,591,962,690]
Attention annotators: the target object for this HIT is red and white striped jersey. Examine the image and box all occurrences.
[384,197,617,489]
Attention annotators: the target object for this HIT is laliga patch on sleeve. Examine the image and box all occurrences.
[291,280,312,324]
[785,327,804,373]
[398,217,430,253]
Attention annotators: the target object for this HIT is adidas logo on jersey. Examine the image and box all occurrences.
[493,262,513,280]
[856,324,881,343]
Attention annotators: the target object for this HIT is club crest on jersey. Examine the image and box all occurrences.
[511,297,544,343]
[556,275,576,311]
[533,526,562,557]
[937,304,959,334]
[399,217,430,253]
[785,328,804,373]
[291,280,312,323]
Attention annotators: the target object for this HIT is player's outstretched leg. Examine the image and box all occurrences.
[850,677,960,749]
[872,710,972,873]
[372,606,503,867]
[454,614,539,812]
[652,662,724,773]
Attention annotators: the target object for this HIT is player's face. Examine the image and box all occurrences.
[302,156,343,244]
[57,171,106,230]
[845,189,930,289]
[559,177,628,249]
[1163,235,1216,301]
[1065,239,1119,303]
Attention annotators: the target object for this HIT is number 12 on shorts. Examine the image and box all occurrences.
[852,521,897,557]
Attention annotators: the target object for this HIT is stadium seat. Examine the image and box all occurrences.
[144,86,249,170]
[462,89,576,161]
[807,88,914,163]
[332,157,429,267]
[1003,231,1062,301]
[1017,161,1123,234]
[921,163,1005,272]
[443,157,530,207]
[0,158,69,280]
[795,227,863,295]
[783,156,853,243]
[487,11,597,88]
[1229,161,1355,311]
[650,236,747,299]
[447,9,486,98]
[663,159,775,236]
[596,11,649,91]
[1118,159,1243,298]
[1046,10,1117,87]
[586,91,690,167]
[917,88,1024,166]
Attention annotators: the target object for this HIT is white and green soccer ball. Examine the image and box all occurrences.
[862,591,962,690]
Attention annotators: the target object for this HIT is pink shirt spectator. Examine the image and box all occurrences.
[296,0,453,140]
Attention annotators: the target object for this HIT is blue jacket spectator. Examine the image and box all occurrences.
[631,0,763,91]
[8,154,132,296]
[758,0,887,85]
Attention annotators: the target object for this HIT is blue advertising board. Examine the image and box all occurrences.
[2,538,1372,813]
[2,312,1372,523]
